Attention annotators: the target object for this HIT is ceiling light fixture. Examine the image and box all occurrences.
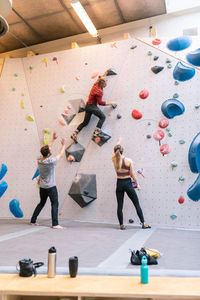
[71,0,98,37]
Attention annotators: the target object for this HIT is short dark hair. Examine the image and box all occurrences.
[40,145,50,157]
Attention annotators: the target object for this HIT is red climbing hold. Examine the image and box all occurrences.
[152,38,162,45]
[108,113,111,117]
[160,144,171,155]
[178,196,185,204]
[95,137,101,143]
[153,130,165,141]
[132,109,142,119]
[159,118,169,128]
[139,89,149,99]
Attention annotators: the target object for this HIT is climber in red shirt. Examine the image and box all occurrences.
[71,69,116,142]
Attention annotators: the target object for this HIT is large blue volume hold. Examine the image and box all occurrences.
[167,36,192,51]
[9,199,24,218]
[188,132,200,173]
[173,62,195,82]
[161,99,185,119]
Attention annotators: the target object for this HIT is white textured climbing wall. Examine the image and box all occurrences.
[0,39,200,228]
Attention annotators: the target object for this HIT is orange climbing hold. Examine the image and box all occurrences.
[132,109,142,119]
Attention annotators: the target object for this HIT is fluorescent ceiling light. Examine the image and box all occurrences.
[71,0,98,37]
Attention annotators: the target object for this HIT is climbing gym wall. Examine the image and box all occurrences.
[0,38,199,228]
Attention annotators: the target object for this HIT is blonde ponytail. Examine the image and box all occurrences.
[113,144,124,171]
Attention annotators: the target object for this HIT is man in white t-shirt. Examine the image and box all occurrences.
[30,132,65,229]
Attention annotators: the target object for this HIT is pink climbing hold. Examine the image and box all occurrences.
[132,109,142,119]
[153,130,165,141]
[58,117,66,126]
[152,38,162,45]
[139,89,149,99]
[159,118,169,128]
[178,196,185,204]
[160,144,171,155]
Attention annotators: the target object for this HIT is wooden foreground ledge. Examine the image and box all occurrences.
[0,274,200,299]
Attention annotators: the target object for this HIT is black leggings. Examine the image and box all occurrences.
[77,104,106,132]
[116,178,144,225]
[31,186,59,226]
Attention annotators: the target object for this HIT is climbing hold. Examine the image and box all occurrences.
[67,105,71,110]
[64,110,68,114]
[188,132,200,173]
[130,45,137,50]
[0,180,8,198]
[153,130,165,141]
[92,130,111,147]
[132,109,142,119]
[29,66,33,71]
[173,62,195,81]
[167,64,172,69]
[60,85,66,93]
[146,134,152,139]
[168,132,173,137]
[117,114,122,119]
[9,199,24,218]
[152,38,161,45]
[147,51,152,56]
[21,93,25,96]
[158,118,169,128]
[108,113,111,117]
[187,174,200,201]
[44,128,50,145]
[12,88,16,91]
[65,142,85,162]
[179,139,186,144]
[147,122,151,126]
[166,36,192,51]
[173,93,179,98]
[111,103,117,109]
[178,196,185,204]
[160,144,171,155]
[139,89,149,99]
[91,71,99,79]
[61,113,76,125]
[137,168,144,178]
[75,76,80,80]
[129,219,134,223]
[58,116,66,126]
[25,114,34,122]
[107,68,117,76]
[186,48,200,66]
[0,164,8,180]
[43,58,48,67]
[69,99,85,113]
[153,56,159,61]
[68,173,97,207]
[195,104,200,109]
[32,168,39,180]
[170,214,177,220]
[14,73,19,77]
[171,161,178,170]
[20,99,25,109]
[166,127,171,132]
[166,58,172,63]
[161,99,185,119]
[53,57,58,64]
[67,155,75,163]
[178,176,185,182]
[151,66,164,74]
[174,81,179,86]
[110,42,117,48]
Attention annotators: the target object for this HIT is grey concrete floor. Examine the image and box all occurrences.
[0,219,199,277]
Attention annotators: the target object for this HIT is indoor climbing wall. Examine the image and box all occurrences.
[0,38,199,228]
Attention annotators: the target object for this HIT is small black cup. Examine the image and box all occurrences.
[69,256,78,278]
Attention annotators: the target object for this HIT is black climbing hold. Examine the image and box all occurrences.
[68,173,97,208]
[92,130,111,146]
[153,56,159,61]
[107,68,117,76]
[129,219,134,224]
[117,114,122,119]
[151,66,164,74]
[130,45,137,50]
[65,142,85,162]
[62,113,76,125]
[69,99,86,114]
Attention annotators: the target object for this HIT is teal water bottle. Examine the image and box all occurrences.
[140,255,148,284]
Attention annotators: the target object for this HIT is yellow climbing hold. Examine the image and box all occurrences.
[20,99,25,109]
[44,128,50,145]
[25,114,34,122]
[60,85,66,93]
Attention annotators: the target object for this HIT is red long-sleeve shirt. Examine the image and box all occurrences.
[87,80,106,106]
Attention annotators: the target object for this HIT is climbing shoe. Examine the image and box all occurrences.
[142,223,151,229]
[70,131,78,143]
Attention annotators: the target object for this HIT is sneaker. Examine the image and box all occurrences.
[142,223,151,229]
[70,131,78,143]
[120,224,126,230]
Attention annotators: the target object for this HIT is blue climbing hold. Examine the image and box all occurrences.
[188,132,200,173]
[161,99,185,119]
[173,62,195,82]
[0,180,8,198]
[187,174,200,202]
[186,48,200,67]
[32,168,39,180]
[166,36,192,51]
[0,164,7,180]
[9,199,24,218]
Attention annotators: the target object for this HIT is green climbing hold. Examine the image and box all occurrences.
[168,132,173,137]
[195,104,200,109]
[171,161,178,170]
[14,73,19,77]
[179,140,186,144]
[174,81,179,86]
[178,176,185,182]
[166,127,171,132]
[12,88,16,91]
[173,93,179,98]
[167,64,172,69]
[170,214,177,220]
[166,58,172,63]
[147,51,152,56]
